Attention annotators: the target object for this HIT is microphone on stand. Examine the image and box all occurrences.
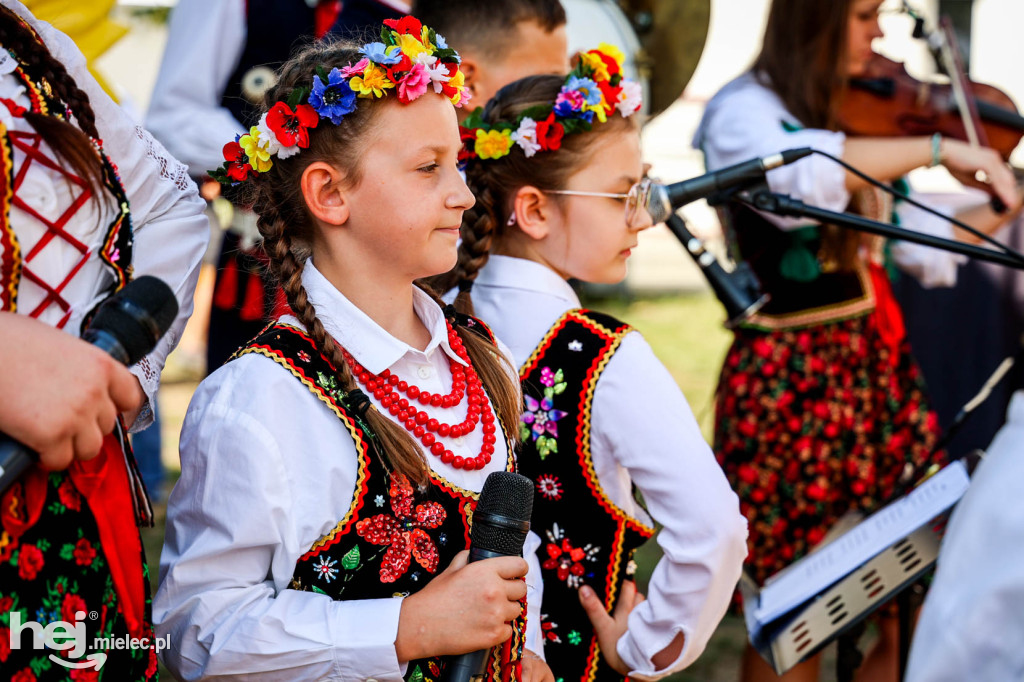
[442,471,534,682]
[0,276,179,493]
[640,149,812,326]
[646,147,813,221]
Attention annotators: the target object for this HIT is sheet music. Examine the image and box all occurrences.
[754,461,970,625]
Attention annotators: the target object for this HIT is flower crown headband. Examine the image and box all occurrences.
[459,43,642,164]
[210,15,468,185]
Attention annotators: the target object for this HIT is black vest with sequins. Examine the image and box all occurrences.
[516,310,655,682]
[232,321,525,682]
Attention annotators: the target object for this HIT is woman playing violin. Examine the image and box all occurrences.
[693,1,1022,680]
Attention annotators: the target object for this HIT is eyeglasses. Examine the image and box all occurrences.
[545,177,654,228]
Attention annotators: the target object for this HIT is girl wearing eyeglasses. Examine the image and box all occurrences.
[430,47,748,681]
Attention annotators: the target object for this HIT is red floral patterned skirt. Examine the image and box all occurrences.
[714,313,942,587]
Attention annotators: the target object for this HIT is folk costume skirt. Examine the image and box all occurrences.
[713,312,942,588]
[0,435,157,681]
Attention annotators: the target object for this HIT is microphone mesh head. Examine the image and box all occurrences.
[88,276,179,365]
[471,472,534,557]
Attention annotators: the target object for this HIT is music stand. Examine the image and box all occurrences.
[741,462,970,678]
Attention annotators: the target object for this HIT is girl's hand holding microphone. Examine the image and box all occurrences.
[395,550,528,661]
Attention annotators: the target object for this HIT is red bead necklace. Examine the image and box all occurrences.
[343,322,498,470]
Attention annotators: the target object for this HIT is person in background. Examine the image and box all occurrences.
[411,0,569,124]
[0,2,208,678]
[693,0,1022,680]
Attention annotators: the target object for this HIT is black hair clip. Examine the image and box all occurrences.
[457,279,474,293]
[442,303,458,324]
[344,388,372,420]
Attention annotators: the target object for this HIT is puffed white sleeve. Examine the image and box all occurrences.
[592,332,748,679]
[155,356,407,681]
[22,4,210,430]
[695,76,850,231]
[145,0,247,175]
[888,189,965,288]
[492,334,547,659]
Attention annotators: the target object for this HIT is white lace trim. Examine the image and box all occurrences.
[134,125,193,192]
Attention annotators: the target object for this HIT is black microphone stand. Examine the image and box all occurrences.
[733,189,1024,270]
[717,187,1024,682]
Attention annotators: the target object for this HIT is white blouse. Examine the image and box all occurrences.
[905,391,1024,681]
[467,255,749,680]
[3,0,209,429]
[693,71,965,289]
[155,261,543,681]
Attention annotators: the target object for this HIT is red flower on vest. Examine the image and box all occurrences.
[356,473,446,583]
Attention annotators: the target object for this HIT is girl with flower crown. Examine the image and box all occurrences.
[431,45,748,681]
[155,17,551,682]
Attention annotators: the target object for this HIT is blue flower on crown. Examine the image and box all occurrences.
[308,68,357,125]
[360,41,403,65]
[435,33,448,49]
[567,76,602,105]
[553,88,595,122]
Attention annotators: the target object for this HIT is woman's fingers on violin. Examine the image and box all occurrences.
[987,163,1021,211]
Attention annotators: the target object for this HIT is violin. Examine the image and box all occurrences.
[837,53,1024,162]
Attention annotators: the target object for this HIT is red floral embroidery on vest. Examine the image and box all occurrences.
[355,473,446,583]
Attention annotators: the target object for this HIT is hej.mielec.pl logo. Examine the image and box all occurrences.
[7,609,169,670]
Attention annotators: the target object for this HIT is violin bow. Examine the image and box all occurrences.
[936,16,989,150]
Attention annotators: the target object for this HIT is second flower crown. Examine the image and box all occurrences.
[209,16,641,186]
[459,42,642,164]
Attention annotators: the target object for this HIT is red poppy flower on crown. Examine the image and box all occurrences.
[458,42,641,165]
[209,15,468,186]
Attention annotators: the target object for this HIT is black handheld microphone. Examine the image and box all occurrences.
[442,471,534,682]
[0,276,179,492]
[647,147,813,222]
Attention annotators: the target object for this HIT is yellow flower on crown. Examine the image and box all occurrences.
[597,42,625,68]
[239,126,273,172]
[475,129,513,160]
[447,68,467,106]
[396,32,430,60]
[419,25,436,50]
[350,63,395,97]
[579,52,610,82]
[586,101,609,124]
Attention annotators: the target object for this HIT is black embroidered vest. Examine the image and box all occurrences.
[233,321,525,682]
[723,204,875,331]
[517,310,655,682]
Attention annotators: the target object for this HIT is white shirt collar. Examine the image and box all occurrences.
[473,254,580,306]
[299,260,467,375]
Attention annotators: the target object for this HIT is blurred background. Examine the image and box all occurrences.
[41,0,1024,678]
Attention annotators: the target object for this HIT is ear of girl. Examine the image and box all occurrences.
[156,18,545,682]
[442,48,748,681]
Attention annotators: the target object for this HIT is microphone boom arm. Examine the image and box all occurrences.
[738,190,1024,270]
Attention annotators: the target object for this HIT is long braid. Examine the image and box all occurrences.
[0,7,104,192]
[450,165,501,316]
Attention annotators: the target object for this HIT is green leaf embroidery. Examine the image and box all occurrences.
[409,665,425,682]
[311,585,328,595]
[519,423,531,441]
[341,545,361,570]
[553,382,567,395]
[553,369,564,384]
